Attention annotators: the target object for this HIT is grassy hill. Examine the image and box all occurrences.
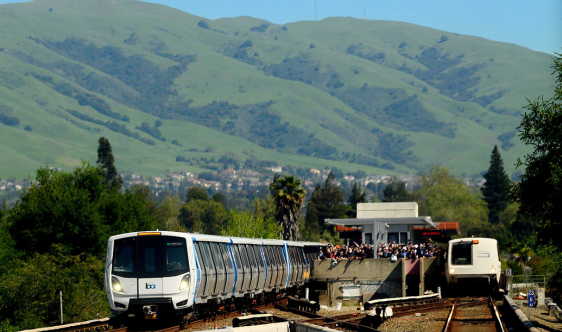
[0,0,555,179]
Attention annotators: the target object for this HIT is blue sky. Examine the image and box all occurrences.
[1,0,561,55]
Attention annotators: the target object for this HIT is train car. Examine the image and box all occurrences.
[105,231,322,321]
[445,237,501,285]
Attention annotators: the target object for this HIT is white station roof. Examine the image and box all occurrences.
[325,216,436,228]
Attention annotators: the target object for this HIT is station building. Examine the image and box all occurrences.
[325,202,460,245]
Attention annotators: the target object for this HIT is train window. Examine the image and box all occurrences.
[277,246,285,264]
[238,245,250,269]
[299,248,305,264]
[164,237,188,277]
[452,242,472,265]
[270,246,278,266]
[194,242,205,273]
[219,243,234,270]
[138,236,163,278]
[200,242,215,271]
[254,245,264,268]
[112,238,136,277]
[230,244,244,270]
[264,246,273,266]
[246,245,257,268]
[209,242,225,271]
[289,247,296,264]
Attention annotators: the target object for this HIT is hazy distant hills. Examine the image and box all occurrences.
[0,0,555,179]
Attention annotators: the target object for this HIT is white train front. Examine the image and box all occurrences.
[105,231,322,319]
[445,237,501,285]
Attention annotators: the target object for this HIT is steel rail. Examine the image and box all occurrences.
[277,305,383,332]
[489,295,507,332]
[442,299,458,332]
[441,296,506,332]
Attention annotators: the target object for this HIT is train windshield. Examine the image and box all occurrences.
[113,237,136,277]
[451,242,472,265]
[112,236,189,278]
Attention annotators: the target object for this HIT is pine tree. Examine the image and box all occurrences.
[305,172,345,229]
[382,177,412,202]
[347,182,367,217]
[481,145,511,224]
[97,137,122,188]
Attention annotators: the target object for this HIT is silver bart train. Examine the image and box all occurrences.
[445,237,501,286]
[105,231,323,320]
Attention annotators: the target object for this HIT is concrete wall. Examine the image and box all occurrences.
[312,258,443,306]
[313,259,403,305]
[357,202,418,218]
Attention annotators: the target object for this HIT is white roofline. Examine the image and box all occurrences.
[325,217,435,228]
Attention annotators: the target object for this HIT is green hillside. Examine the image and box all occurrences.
[0,0,555,179]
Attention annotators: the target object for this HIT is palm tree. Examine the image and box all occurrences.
[270,174,306,241]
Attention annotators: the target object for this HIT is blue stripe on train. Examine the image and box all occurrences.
[191,237,200,303]
[228,239,237,294]
[282,244,289,288]
[260,244,267,289]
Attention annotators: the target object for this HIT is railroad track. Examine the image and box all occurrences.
[275,303,384,332]
[442,296,506,332]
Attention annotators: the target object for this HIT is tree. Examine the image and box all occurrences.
[414,166,489,237]
[7,163,157,256]
[97,137,122,188]
[481,145,512,224]
[346,182,367,218]
[304,172,345,241]
[212,193,226,207]
[178,199,227,235]
[513,52,562,250]
[382,177,412,202]
[186,186,208,202]
[269,174,306,241]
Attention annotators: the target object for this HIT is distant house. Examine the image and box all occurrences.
[269,166,283,173]
[344,175,355,182]
[310,169,320,175]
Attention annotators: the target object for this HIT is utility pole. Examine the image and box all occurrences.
[315,0,317,21]
[60,291,64,325]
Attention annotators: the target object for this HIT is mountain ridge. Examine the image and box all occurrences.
[0,0,555,179]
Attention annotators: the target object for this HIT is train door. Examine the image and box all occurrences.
[230,244,244,294]
[288,247,296,285]
[269,246,280,289]
[209,242,226,295]
[302,247,310,281]
[137,236,164,297]
[254,245,266,290]
[245,245,259,290]
[236,245,251,292]
[264,246,275,289]
[194,242,208,299]
[199,242,217,297]
[278,246,288,288]
[220,243,235,294]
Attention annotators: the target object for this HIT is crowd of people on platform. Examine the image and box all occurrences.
[319,241,445,263]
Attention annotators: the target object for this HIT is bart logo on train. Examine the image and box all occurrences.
[146,283,156,289]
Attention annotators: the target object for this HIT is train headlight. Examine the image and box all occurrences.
[491,267,496,273]
[450,268,455,274]
[179,275,189,291]
[112,277,123,292]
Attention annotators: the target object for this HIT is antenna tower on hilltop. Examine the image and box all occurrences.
[315,0,317,21]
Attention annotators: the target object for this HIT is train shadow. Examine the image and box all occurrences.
[441,280,496,299]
